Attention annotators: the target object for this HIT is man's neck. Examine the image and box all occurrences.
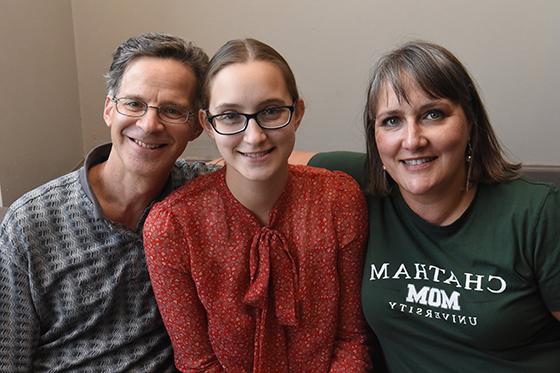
[88,160,169,230]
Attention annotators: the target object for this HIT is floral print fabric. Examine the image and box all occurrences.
[144,165,371,372]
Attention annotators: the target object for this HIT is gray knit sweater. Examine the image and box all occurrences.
[0,144,211,372]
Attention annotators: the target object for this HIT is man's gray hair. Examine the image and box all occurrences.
[104,32,209,108]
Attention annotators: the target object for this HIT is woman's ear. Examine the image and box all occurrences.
[199,109,215,140]
[292,98,305,131]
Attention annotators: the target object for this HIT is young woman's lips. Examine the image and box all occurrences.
[239,148,274,159]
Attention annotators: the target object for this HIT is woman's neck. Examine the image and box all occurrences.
[401,184,477,226]
[225,165,289,225]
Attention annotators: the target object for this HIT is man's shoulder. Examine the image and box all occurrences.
[171,159,218,188]
[157,167,222,211]
[7,170,83,219]
[0,170,89,260]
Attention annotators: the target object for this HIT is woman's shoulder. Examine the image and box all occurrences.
[484,177,557,199]
[480,178,559,213]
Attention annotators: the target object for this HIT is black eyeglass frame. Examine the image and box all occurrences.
[205,105,295,135]
[111,97,194,125]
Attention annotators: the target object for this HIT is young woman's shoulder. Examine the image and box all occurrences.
[155,168,224,212]
[289,164,363,197]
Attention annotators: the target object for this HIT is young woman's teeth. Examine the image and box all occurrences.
[243,150,270,158]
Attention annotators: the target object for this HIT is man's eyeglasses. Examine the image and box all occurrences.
[205,105,295,135]
[112,97,193,125]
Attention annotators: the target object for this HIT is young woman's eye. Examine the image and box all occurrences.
[424,110,443,120]
[217,112,243,124]
[263,107,281,115]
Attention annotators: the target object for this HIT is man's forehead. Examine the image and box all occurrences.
[117,57,197,104]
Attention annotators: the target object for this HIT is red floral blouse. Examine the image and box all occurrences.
[144,165,371,372]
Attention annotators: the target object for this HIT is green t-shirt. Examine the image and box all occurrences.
[310,151,560,373]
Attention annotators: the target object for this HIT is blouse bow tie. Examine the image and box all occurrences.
[243,226,299,326]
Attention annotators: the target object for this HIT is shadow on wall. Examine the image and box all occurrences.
[521,166,560,187]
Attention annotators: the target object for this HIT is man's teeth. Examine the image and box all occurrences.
[134,139,161,149]
[403,158,432,166]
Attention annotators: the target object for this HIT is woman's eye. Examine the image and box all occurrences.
[424,110,443,120]
[381,117,401,127]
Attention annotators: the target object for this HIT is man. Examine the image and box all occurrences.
[0,33,210,372]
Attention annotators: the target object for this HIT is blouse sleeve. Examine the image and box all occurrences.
[328,173,373,372]
[144,204,226,373]
[534,186,560,312]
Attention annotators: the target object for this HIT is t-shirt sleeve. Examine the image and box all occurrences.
[308,152,369,190]
[534,186,560,312]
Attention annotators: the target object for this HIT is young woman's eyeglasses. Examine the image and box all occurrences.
[205,105,295,135]
[112,97,193,125]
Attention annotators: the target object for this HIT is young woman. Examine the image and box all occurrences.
[308,41,560,372]
[144,38,371,373]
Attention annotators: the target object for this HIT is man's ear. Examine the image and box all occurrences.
[292,98,305,131]
[198,109,215,140]
[185,110,204,141]
[103,96,114,127]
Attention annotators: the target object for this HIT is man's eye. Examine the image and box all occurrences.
[162,106,182,116]
[124,100,144,110]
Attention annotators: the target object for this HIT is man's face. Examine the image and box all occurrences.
[103,56,200,180]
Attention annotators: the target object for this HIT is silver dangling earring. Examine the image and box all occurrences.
[465,142,473,192]
[382,164,389,190]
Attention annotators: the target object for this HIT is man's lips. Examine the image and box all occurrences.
[130,138,165,149]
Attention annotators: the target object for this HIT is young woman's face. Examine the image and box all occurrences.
[374,77,471,203]
[202,60,304,186]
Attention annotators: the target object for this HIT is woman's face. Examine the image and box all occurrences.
[374,77,471,202]
[202,60,303,186]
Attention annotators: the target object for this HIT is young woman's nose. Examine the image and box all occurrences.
[243,118,267,144]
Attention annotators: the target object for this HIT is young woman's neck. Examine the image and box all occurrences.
[225,165,289,225]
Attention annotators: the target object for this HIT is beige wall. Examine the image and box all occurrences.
[71,0,559,165]
[0,0,82,206]
[1,0,559,205]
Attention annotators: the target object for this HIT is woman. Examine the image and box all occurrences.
[143,39,371,372]
[308,41,560,372]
